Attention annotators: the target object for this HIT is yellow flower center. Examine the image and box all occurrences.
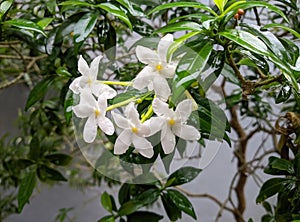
[168,118,175,126]
[87,78,92,86]
[156,63,163,71]
[95,109,101,117]
[131,127,139,133]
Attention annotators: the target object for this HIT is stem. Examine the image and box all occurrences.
[98,80,133,86]
[141,105,153,123]
[106,97,137,111]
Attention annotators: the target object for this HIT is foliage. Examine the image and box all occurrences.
[0,0,299,221]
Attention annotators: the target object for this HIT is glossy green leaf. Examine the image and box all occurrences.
[222,1,289,23]
[101,192,113,213]
[73,12,98,43]
[96,3,132,30]
[293,153,300,178]
[264,156,294,175]
[127,211,163,222]
[18,170,36,212]
[263,23,300,39]
[171,40,213,102]
[59,1,94,7]
[118,183,131,205]
[256,178,289,203]
[148,2,217,17]
[166,189,197,219]
[213,0,228,12]
[98,215,115,222]
[46,0,57,14]
[45,154,72,166]
[161,193,182,221]
[166,167,202,187]
[3,19,46,36]
[29,136,41,160]
[219,29,269,56]
[37,165,67,182]
[136,188,160,205]
[118,200,144,216]
[155,21,202,34]
[241,23,288,61]
[0,0,13,20]
[115,0,144,16]
[37,18,54,29]
[169,13,214,24]
[25,77,54,110]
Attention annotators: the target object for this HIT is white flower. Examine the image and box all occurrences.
[112,103,154,158]
[72,90,114,143]
[150,98,200,154]
[133,34,177,101]
[69,55,117,99]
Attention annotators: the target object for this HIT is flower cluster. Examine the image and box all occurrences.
[70,34,200,158]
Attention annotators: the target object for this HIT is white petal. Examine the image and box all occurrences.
[137,123,151,137]
[132,135,154,158]
[153,76,171,101]
[161,125,176,154]
[173,124,200,141]
[112,112,129,129]
[125,103,140,126]
[80,90,97,107]
[175,99,193,123]
[158,34,174,62]
[136,148,154,159]
[69,77,81,94]
[72,103,93,118]
[152,98,174,117]
[79,76,89,89]
[90,55,102,78]
[136,46,159,65]
[147,117,164,136]
[78,55,90,76]
[83,115,97,143]
[160,62,177,78]
[114,129,132,155]
[133,66,156,90]
[98,117,114,135]
[96,83,117,99]
[97,96,108,114]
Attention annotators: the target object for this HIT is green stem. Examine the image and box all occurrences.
[98,80,133,86]
[141,105,153,123]
[106,97,137,111]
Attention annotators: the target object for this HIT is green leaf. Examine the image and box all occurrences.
[155,21,202,34]
[171,40,213,102]
[264,156,294,175]
[101,192,113,213]
[98,215,115,222]
[74,12,98,43]
[115,0,144,16]
[136,188,160,205]
[161,193,182,221]
[213,0,228,12]
[293,153,300,178]
[37,18,54,29]
[29,136,41,160]
[219,29,269,56]
[118,200,144,216]
[0,0,13,20]
[45,154,72,166]
[165,189,197,219]
[59,1,94,7]
[166,167,202,187]
[256,178,289,203]
[3,19,46,36]
[46,0,57,14]
[18,170,36,212]
[118,183,131,205]
[221,1,289,23]
[25,77,54,110]
[96,3,132,30]
[127,211,163,222]
[148,2,217,16]
[263,23,300,39]
[37,165,67,182]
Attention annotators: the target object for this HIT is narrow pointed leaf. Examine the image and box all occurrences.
[155,21,202,34]
[3,19,46,36]
[73,12,98,43]
[18,170,36,212]
[166,167,202,187]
